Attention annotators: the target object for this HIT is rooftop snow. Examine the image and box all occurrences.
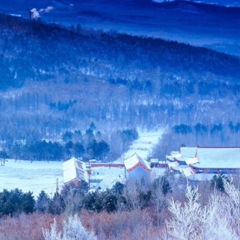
[63,157,89,183]
[89,166,125,190]
[180,147,197,158]
[62,157,77,184]
[185,157,198,165]
[177,147,240,169]
[195,147,240,168]
[124,153,151,172]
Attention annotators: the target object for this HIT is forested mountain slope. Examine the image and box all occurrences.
[0,13,240,155]
[1,13,239,89]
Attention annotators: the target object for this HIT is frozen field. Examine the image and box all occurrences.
[0,159,64,198]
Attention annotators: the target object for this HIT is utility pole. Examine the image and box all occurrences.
[56,178,59,194]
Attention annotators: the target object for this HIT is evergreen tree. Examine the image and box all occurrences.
[48,192,65,215]
[35,190,51,213]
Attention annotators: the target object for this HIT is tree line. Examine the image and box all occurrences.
[153,121,240,160]
[1,125,138,162]
[0,172,232,222]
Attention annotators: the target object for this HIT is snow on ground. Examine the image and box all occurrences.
[189,173,215,181]
[0,159,64,198]
[151,167,167,181]
[89,166,126,190]
[116,129,165,162]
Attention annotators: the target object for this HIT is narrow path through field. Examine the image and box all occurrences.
[116,128,165,162]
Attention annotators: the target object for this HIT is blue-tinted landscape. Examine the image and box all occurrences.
[0,1,240,239]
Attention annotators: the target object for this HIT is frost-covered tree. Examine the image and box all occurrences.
[203,180,240,239]
[164,182,240,240]
[42,219,62,240]
[164,186,204,239]
[43,215,97,240]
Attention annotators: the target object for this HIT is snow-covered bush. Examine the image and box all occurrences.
[43,215,97,240]
[164,182,240,240]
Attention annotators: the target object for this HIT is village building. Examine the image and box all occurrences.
[124,153,152,183]
[166,146,240,177]
[62,157,89,185]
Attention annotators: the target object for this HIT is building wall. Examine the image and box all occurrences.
[128,166,150,184]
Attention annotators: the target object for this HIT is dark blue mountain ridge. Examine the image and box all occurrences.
[0,0,239,56]
[0,12,239,90]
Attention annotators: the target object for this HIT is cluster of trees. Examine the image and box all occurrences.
[0,173,171,218]
[0,173,239,239]
[1,12,239,91]
[0,189,35,216]
[10,139,109,162]
[43,215,97,240]
[0,171,229,218]
[172,122,240,135]
[165,180,240,239]
[153,121,240,159]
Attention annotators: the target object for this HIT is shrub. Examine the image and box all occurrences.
[43,215,97,240]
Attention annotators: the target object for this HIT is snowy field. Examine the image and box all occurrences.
[0,159,64,198]
[89,166,126,190]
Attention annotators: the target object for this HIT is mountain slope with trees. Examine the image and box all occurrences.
[0,13,239,158]
[0,0,239,56]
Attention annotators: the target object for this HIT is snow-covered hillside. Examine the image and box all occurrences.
[116,129,164,162]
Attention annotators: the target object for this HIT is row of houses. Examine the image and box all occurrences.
[166,147,240,177]
[62,146,240,187]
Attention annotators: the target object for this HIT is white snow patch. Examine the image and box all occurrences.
[89,166,125,190]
